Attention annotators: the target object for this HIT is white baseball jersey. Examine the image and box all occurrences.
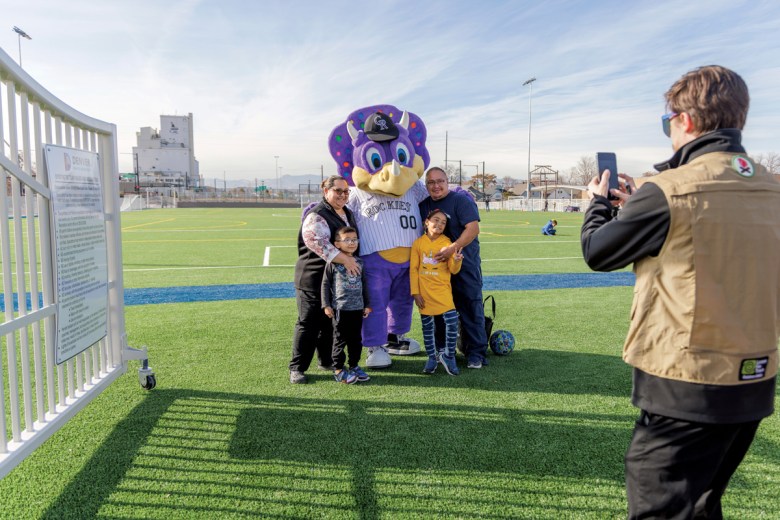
[348,181,429,256]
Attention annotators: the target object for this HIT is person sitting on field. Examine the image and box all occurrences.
[541,219,557,235]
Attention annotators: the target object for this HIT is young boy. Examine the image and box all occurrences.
[322,226,372,384]
[542,219,557,235]
[410,209,464,375]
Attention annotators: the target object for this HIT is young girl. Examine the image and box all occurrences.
[410,209,464,375]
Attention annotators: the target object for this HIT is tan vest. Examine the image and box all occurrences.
[624,152,780,385]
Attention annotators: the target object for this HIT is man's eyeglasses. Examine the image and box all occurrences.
[336,238,359,244]
[426,179,448,186]
[330,188,350,196]
[661,112,678,137]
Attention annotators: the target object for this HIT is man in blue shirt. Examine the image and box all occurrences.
[419,167,488,369]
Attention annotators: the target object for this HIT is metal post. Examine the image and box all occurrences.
[523,77,536,209]
[13,27,31,68]
[274,155,279,192]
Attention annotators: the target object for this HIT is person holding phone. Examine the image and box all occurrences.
[581,66,780,518]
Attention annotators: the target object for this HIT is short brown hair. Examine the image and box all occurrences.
[665,65,749,133]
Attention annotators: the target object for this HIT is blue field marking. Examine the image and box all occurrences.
[0,272,635,310]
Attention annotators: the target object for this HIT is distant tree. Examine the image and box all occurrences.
[568,155,597,186]
[440,163,463,184]
[501,176,518,187]
[473,173,497,189]
[755,152,780,175]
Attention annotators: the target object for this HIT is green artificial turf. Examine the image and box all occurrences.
[0,208,777,519]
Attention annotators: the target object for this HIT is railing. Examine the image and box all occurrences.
[0,46,140,479]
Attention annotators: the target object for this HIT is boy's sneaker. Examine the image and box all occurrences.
[350,366,370,382]
[438,353,460,376]
[422,357,438,374]
[334,369,357,384]
[290,370,308,384]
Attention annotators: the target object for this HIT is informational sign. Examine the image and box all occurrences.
[44,145,108,364]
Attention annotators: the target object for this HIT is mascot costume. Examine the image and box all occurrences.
[327,105,430,368]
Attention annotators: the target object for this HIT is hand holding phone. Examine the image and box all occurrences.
[596,152,620,200]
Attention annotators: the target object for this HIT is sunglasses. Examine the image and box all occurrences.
[661,112,679,137]
[330,188,350,196]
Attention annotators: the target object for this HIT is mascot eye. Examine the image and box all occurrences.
[395,143,411,165]
[364,147,384,172]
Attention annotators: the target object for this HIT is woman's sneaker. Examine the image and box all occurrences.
[334,369,357,384]
[422,357,438,374]
[350,366,371,382]
[438,353,460,376]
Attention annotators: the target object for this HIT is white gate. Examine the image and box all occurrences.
[0,47,151,479]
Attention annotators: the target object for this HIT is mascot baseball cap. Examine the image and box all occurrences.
[364,112,399,142]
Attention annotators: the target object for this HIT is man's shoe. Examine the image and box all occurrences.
[350,366,371,382]
[422,357,438,374]
[290,370,308,384]
[365,347,392,368]
[385,333,421,355]
[467,359,483,369]
[439,353,460,376]
[317,364,335,371]
[334,369,357,384]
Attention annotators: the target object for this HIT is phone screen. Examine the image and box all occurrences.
[596,152,620,199]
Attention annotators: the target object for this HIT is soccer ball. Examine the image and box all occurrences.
[489,330,515,355]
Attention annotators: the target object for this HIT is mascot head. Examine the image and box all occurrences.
[328,104,430,197]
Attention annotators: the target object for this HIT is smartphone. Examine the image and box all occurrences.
[596,152,620,200]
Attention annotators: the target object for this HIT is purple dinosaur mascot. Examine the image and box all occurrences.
[327,105,430,368]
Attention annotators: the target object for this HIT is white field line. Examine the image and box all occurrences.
[481,240,580,245]
[122,228,299,233]
[124,264,295,272]
[118,254,579,273]
[263,245,296,267]
[482,256,583,262]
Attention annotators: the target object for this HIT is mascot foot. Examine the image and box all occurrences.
[365,347,392,369]
[385,334,421,356]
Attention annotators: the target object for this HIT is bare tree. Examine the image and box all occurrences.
[569,155,597,186]
[438,163,462,184]
[755,152,780,175]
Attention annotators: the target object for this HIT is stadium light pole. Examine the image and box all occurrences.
[523,77,536,208]
[464,163,480,193]
[13,26,31,68]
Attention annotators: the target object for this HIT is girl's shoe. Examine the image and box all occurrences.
[438,353,460,376]
[422,358,438,374]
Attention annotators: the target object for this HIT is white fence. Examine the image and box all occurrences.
[0,46,149,479]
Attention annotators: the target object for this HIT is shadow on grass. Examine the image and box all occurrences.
[39,389,780,519]
[331,348,634,397]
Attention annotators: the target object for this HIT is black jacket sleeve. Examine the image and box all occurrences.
[581,183,671,272]
[321,263,334,309]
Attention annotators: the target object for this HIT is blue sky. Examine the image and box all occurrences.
[2,0,778,185]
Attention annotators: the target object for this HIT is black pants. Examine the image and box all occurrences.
[625,410,761,519]
[331,309,363,370]
[289,289,333,372]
